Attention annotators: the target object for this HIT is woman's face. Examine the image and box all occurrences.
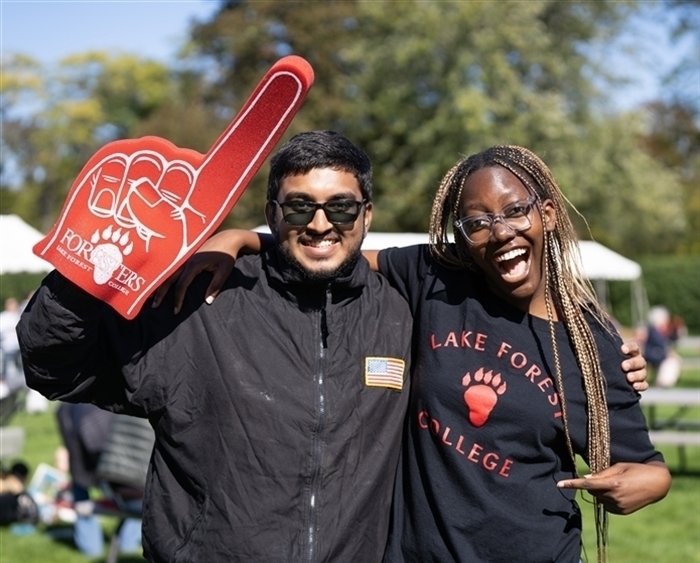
[458,166,556,316]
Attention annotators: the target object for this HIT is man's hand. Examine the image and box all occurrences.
[621,340,648,392]
[33,57,313,319]
[557,461,671,514]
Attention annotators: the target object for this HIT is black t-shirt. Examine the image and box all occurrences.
[379,245,661,563]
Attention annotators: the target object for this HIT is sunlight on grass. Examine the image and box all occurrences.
[581,471,700,562]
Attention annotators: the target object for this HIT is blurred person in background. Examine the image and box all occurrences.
[57,403,142,557]
[0,298,22,397]
[0,295,48,411]
[643,305,682,387]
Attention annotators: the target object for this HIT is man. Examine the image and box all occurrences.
[18,131,413,563]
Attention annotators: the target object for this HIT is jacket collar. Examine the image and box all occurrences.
[262,246,368,308]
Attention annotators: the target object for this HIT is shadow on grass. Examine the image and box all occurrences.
[43,524,74,547]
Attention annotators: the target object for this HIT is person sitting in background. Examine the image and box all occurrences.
[668,314,687,350]
[0,461,38,526]
[56,403,142,557]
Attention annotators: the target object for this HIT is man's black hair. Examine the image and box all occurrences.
[267,131,372,201]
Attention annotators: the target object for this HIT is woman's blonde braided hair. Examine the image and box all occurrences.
[429,145,611,563]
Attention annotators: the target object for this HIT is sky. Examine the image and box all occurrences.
[1,0,218,64]
[0,0,694,110]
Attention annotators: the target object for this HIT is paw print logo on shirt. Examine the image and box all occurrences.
[462,367,507,427]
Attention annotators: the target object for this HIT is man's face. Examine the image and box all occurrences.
[266,168,372,282]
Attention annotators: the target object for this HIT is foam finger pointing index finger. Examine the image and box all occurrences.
[190,56,315,218]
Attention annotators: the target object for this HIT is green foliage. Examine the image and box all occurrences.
[606,279,640,328]
[639,101,700,254]
[182,0,690,252]
[0,187,18,213]
[1,52,175,232]
[558,116,687,256]
[606,255,700,332]
[0,272,45,305]
[639,255,700,333]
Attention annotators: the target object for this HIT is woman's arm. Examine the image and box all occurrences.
[152,229,274,313]
[153,230,381,313]
[363,249,380,272]
[556,460,671,514]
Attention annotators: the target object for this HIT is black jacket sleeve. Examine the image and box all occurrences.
[17,270,171,417]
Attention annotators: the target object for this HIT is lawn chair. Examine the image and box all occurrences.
[93,415,155,563]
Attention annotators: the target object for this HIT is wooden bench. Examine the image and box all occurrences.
[639,388,700,470]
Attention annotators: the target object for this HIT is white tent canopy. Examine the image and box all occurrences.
[0,214,53,275]
[577,240,641,281]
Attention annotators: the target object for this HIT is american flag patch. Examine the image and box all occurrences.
[364,357,405,391]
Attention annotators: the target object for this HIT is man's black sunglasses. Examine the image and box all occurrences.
[273,199,367,226]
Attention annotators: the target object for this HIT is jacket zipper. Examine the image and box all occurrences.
[305,286,330,563]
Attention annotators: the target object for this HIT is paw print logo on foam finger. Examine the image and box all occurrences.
[90,226,134,285]
[462,368,507,427]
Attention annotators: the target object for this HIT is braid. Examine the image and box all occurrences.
[429,145,612,563]
[429,159,475,269]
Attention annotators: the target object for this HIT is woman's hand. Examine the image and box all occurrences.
[152,229,269,313]
[557,461,671,514]
[621,340,648,392]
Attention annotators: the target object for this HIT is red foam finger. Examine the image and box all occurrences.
[34,56,314,319]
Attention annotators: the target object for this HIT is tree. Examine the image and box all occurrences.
[636,0,700,255]
[1,52,175,231]
[638,101,700,255]
[184,0,688,255]
[183,0,368,227]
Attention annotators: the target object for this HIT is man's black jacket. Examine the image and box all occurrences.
[18,249,413,563]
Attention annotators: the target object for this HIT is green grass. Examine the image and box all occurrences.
[677,367,700,388]
[588,357,700,562]
[581,454,700,562]
[2,389,699,563]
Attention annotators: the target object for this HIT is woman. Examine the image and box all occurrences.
[370,145,670,562]
[155,145,669,562]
